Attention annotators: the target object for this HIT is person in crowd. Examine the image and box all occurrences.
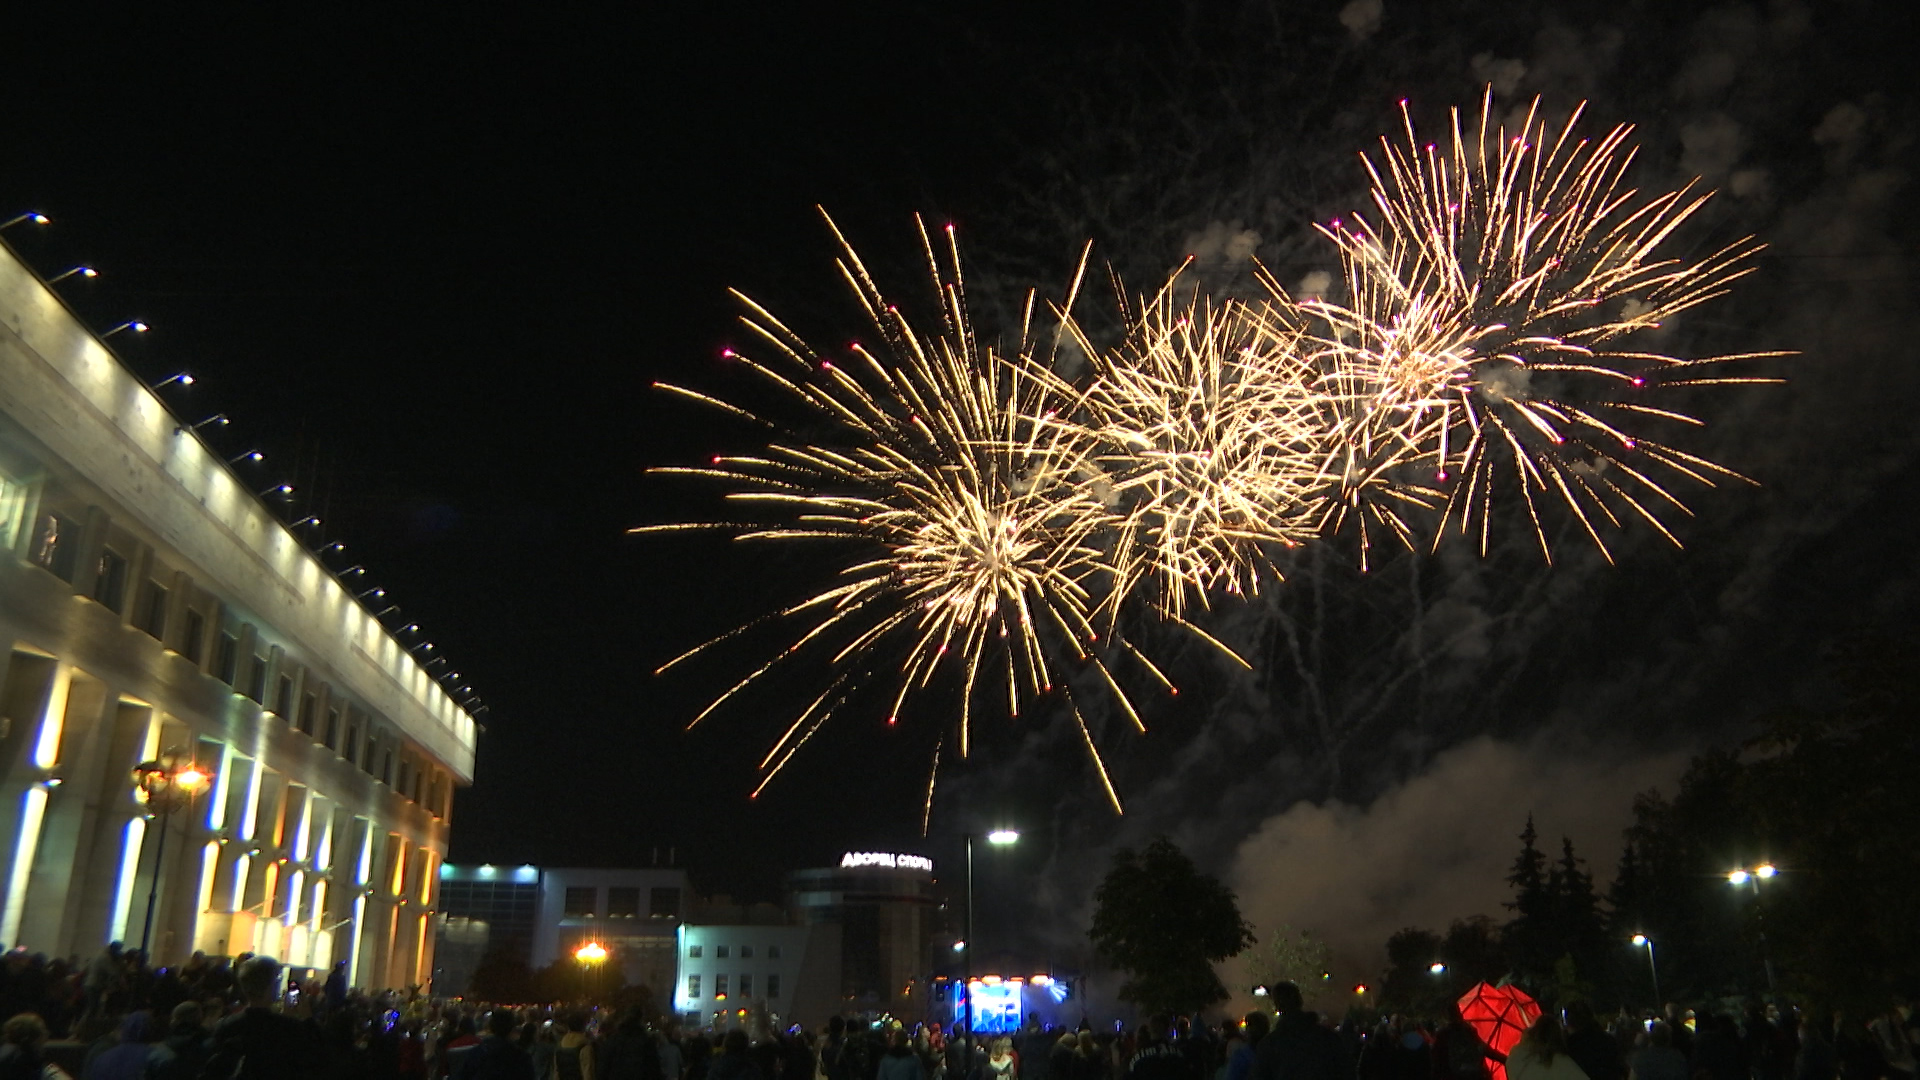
[454,1009,537,1080]
[145,1000,210,1080]
[599,1011,663,1080]
[1250,983,1347,1080]
[709,1030,762,1080]
[881,1027,929,1080]
[80,1009,153,1080]
[1564,1004,1625,1080]
[0,1014,60,1080]
[660,1024,685,1080]
[200,954,319,1077]
[1871,1004,1916,1080]
[1506,1015,1589,1080]
[990,1039,1020,1080]
[553,1013,598,1080]
[1226,1013,1270,1080]
[1129,1018,1189,1080]
[1628,1022,1687,1080]
[1072,1031,1104,1080]
[1051,1035,1081,1080]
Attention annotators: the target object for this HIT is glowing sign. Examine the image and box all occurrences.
[840,852,933,872]
[965,979,1022,1035]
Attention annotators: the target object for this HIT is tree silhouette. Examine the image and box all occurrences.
[1089,837,1254,1015]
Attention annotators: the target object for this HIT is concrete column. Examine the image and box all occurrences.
[0,654,64,948]
[164,570,194,656]
[28,684,130,957]
[70,507,109,601]
[122,541,154,630]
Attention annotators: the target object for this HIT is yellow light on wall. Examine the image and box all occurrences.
[575,941,608,963]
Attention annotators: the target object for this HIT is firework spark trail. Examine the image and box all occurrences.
[642,92,1784,816]
[635,209,1133,812]
[1050,266,1337,620]
[1307,91,1788,561]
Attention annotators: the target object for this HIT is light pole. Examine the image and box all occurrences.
[130,749,213,961]
[1630,935,1661,1004]
[1727,864,1778,993]
[964,829,1019,1075]
[575,940,608,1003]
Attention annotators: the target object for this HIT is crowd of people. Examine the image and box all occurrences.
[0,952,1914,1080]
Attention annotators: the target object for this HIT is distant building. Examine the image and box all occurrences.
[434,862,690,998]
[534,866,689,996]
[0,239,479,988]
[674,920,842,1030]
[787,851,940,1016]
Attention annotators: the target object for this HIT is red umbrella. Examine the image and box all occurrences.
[1456,981,1541,1080]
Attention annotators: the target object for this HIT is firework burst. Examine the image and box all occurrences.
[1310,91,1788,561]
[637,211,1134,811]
[1054,266,1334,619]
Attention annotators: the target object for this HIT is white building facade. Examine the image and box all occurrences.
[0,239,478,988]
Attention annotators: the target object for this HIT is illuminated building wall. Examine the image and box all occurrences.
[0,239,478,987]
[787,853,939,1016]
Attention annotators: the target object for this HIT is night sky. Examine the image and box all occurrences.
[6,2,1917,993]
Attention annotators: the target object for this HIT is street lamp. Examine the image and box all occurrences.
[130,749,214,960]
[574,940,608,1002]
[0,212,50,231]
[1630,935,1661,1004]
[1428,962,1447,975]
[103,321,150,338]
[1727,864,1778,992]
[964,829,1019,1065]
[48,265,97,283]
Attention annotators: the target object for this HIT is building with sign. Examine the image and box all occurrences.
[787,852,940,1015]
[0,239,479,987]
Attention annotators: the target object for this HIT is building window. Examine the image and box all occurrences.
[93,549,128,612]
[650,887,681,918]
[323,709,340,749]
[216,634,238,684]
[31,512,79,582]
[182,609,205,663]
[343,721,359,765]
[740,945,753,959]
[608,887,640,918]
[380,750,393,786]
[715,945,729,959]
[767,974,780,998]
[246,656,268,702]
[687,944,702,959]
[397,760,411,797]
[140,583,168,639]
[274,675,294,717]
[714,975,728,998]
[767,945,781,960]
[298,694,317,735]
[563,887,597,918]
[686,974,700,999]
[739,974,752,997]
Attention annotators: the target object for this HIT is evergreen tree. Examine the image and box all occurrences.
[1503,816,1554,983]
[1553,836,1612,1004]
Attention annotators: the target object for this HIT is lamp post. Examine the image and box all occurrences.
[575,940,608,1002]
[1630,935,1661,1004]
[1727,864,1778,993]
[130,749,213,961]
[964,829,1019,1073]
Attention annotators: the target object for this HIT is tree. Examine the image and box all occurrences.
[1379,927,1449,1018]
[1503,816,1555,984]
[1089,837,1254,1016]
[1550,837,1611,1004]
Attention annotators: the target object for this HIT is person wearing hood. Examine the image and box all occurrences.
[880,1029,928,1080]
[81,1010,153,1080]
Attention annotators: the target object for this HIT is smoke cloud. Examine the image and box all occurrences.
[1217,735,1690,1010]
